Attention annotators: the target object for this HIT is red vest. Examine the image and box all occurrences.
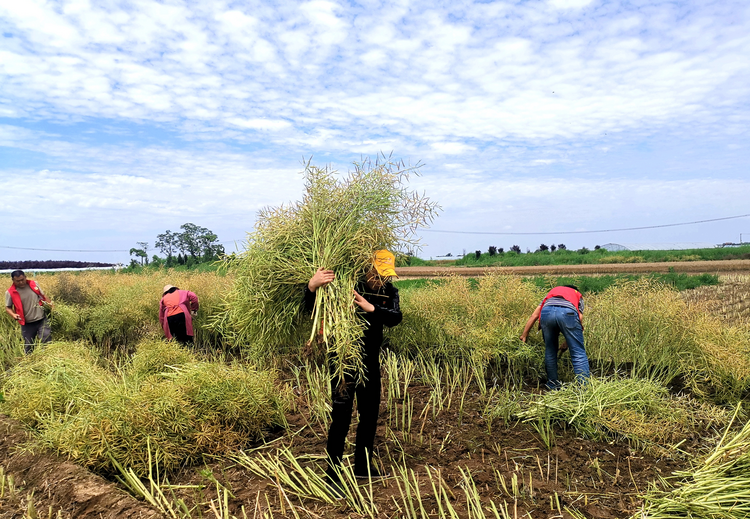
[7,280,47,325]
[540,286,582,312]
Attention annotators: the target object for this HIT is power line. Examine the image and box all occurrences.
[421,213,750,236]
[2,213,748,251]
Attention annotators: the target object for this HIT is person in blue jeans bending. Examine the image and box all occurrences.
[520,285,590,389]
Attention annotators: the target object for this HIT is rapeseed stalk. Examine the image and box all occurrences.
[211,156,438,384]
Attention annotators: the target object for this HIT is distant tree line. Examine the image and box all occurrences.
[129,223,225,267]
[477,244,572,258]
[0,260,116,270]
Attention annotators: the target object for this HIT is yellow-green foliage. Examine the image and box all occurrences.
[585,280,697,376]
[37,270,231,351]
[3,340,290,476]
[516,377,729,453]
[127,338,197,379]
[637,406,750,519]
[390,277,750,400]
[174,362,289,440]
[585,279,750,401]
[388,275,542,368]
[0,315,23,369]
[2,341,113,426]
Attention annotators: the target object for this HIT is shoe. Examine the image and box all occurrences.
[354,465,389,479]
[325,480,345,500]
[324,472,345,500]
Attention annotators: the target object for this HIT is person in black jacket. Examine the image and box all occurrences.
[304,250,402,484]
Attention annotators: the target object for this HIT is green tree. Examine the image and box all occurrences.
[137,242,150,265]
[155,230,179,260]
[129,247,147,266]
[176,223,223,260]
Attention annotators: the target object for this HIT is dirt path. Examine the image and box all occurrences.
[0,414,162,519]
[396,259,750,277]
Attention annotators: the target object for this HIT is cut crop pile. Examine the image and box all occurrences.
[637,405,750,519]
[513,376,730,453]
[1,340,289,475]
[209,157,438,383]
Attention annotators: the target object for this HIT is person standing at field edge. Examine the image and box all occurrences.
[159,285,199,346]
[5,270,52,354]
[520,285,590,390]
[305,249,403,488]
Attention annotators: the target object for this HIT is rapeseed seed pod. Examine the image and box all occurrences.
[210,156,438,384]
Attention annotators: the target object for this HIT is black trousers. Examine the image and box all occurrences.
[326,364,381,473]
[167,312,193,345]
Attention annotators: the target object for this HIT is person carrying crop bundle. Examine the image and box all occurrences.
[159,285,199,345]
[305,249,402,487]
[520,285,590,390]
[5,270,53,354]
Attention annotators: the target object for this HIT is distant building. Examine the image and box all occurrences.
[600,242,717,252]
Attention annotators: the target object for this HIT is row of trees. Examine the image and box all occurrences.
[482,244,569,257]
[475,244,607,258]
[129,223,225,266]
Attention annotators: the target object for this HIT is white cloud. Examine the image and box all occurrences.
[548,0,597,9]
[430,142,475,155]
[226,117,292,131]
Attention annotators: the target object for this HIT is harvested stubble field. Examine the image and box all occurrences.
[1,270,749,519]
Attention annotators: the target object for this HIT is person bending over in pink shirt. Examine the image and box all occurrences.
[159,284,199,345]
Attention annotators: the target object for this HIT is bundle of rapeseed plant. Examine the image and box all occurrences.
[636,405,750,519]
[126,338,197,379]
[3,339,289,476]
[2,341,113,427]
[210,157,438,383]
[0,314,23,369]
[517,376,729,453]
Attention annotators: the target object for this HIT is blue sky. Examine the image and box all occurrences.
[1,0,749,263]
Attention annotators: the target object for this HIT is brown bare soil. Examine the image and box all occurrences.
[0,377,692,519]
[397,259,750,277]
[165,383,690,519]
[0,415,163,519]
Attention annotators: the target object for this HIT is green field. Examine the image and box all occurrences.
[405,244,750,267]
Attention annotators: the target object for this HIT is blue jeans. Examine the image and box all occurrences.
[540,305,589,389]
